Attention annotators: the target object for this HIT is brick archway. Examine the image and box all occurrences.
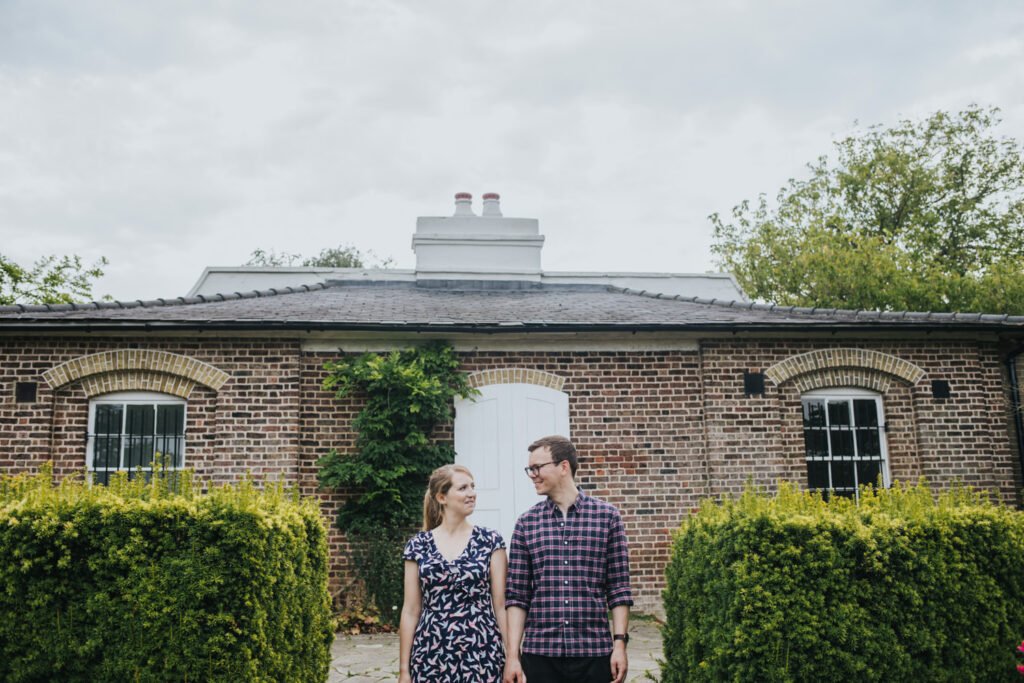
[467,368,566,391]
[42,350,230,398]
[765,348,925,393]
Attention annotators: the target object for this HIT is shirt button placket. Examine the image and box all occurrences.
[560,516,569,644]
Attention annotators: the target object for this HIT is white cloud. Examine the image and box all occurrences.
[1,0,1023,299]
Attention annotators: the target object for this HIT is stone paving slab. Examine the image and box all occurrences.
[328,619,663,682]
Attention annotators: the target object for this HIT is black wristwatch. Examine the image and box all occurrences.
[613,633,629,645]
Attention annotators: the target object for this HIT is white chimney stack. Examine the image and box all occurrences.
[413,192,545,280]
[453,192,475,216]
[481,192,502,217]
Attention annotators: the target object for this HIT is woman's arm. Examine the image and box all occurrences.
[489,547,510,648]
[398,559,422,683]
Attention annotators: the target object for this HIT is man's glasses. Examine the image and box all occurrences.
[524,461,558,478]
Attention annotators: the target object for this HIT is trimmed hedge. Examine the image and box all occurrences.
[663,483,1024,682]
[0,466,333,683]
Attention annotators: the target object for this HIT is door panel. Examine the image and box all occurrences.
[455,382,569,543]
[453,393,504,533]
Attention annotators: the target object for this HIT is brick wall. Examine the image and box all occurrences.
[1,334,1021,616]
[0,337,303,483]
[457,350,710,614]
[702,341,1018,503]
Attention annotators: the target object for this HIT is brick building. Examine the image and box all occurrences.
[3,194,1024,614]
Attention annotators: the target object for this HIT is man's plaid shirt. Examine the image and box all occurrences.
[505,490,633,657]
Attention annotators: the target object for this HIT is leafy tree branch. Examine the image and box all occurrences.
[711,105,1024,313]
[0,253,108,305]
[245,244,393,268]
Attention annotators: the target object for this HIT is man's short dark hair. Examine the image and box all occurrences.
[528,435,578,476]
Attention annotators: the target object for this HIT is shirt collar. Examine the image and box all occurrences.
[544,489,589,514]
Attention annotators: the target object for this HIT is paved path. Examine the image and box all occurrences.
[328,619,663,682]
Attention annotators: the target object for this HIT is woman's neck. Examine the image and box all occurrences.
[437,514,471,535]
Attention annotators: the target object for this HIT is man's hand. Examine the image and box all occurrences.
[610,643,628,683]
[503,657,526,683]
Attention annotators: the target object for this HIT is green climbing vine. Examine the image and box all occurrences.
[317,341,476,623]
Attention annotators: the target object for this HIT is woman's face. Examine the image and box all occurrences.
[439,471,476,518]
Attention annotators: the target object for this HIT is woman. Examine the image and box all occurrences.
[399,464,508,682]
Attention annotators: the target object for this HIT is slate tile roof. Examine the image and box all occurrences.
[1,281,1023,331]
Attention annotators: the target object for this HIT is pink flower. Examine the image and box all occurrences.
[1017,663,1024,675]
[1018,641,1024,654]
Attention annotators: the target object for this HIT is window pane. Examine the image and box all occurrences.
[831,460,855,491]
[857,460,882,488]
[125,405,155,470]
[156,405,184,435]
[856,428,881,457]
[151,446,181,470]
[95,404,122,436]
[156,405,185,467]
[829,429,854,458]
[93,437,120,470]
[152,442,181,469]
[806,460,830,490]
[827,401,851,427]
[804,429,829,459]
[803,400,826,428]
[93,405,123,471]
[853,399,878,428]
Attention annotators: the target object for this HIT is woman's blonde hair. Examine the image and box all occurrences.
[422,464,474,531]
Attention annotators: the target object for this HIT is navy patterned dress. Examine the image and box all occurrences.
[403,526,506,682]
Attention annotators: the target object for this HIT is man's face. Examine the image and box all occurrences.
[527,445,562,496]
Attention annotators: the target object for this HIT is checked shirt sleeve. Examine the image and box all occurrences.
[505,519,532,611]
[605,508,633,608]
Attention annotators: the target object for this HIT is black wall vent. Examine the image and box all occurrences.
[744,370,766,396]
[931,379,951,399]
[15,382,38,403]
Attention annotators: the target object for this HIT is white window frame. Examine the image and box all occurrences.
[801,388,890,499]
[87,391,187,482]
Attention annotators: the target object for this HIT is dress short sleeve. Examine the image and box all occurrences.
[402,532,425,562]
[482,527,505,553]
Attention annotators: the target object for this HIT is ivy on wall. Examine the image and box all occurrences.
[317,341,476,622]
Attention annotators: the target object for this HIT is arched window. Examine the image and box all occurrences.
[801,388,889,499]
[87,391,186,484]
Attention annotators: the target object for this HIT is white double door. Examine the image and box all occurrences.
[454,383,569,544]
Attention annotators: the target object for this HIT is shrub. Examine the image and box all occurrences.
[0,465,333,683]
[662,482,1024,682]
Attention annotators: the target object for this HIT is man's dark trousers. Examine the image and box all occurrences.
[521,653,611,683]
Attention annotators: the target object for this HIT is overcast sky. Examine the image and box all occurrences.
[2,1,1023,301]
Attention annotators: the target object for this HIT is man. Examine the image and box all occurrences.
[504,435,633,683]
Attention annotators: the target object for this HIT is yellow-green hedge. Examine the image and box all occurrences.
[662,482,1024,682]
[0,466,333,682]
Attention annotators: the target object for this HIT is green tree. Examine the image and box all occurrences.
[244,244,393,268]
[0,253,108,305]
[711,105,1024,314]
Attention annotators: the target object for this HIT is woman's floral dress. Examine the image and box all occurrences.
[403,526,506,682]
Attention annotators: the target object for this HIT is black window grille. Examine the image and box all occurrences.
[802,394,886,500]
[89,401,185,485]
